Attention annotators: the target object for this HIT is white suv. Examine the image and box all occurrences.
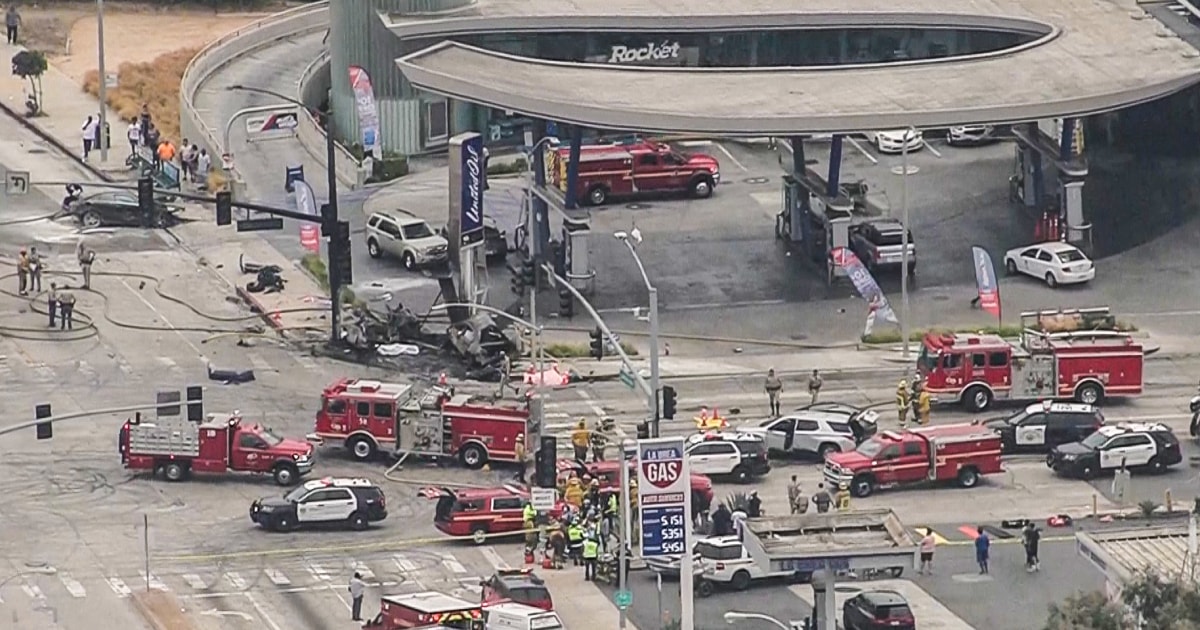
[365,211,449,270]
[741,404,879,459]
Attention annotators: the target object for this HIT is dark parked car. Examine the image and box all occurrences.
[843,589,916,630]
[439,216,509,263]
[66,190,176,228]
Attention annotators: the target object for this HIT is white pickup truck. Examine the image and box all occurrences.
[645,535,798,596]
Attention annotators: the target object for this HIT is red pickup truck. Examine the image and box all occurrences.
[823,423,1003,497]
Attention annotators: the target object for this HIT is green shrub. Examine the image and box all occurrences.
[487,157,529,176]
[300,253,328,292]
[369,154,409,183]
[542,342,639,358]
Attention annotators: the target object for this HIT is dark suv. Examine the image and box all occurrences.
[979,402,1104,454]
[480,568,553,611]
[1048,423,1182,479]
[849,219,916,275]
[844,589,916,630]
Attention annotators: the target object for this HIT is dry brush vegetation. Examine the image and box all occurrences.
[81,47,199,145]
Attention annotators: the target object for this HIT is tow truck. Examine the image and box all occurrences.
[917,322,1144,411]
[824,423,1003,498]
[119,412,313,485]
[309,378,539,469]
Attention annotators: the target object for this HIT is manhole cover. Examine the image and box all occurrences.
[626,203,652,210]
[891,165,920,175]
[743,177,770,185]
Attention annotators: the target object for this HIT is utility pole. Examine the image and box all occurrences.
[96,0,107,163]
[900,128,913,359]
[618,441,631,630]
[615,231,661,435]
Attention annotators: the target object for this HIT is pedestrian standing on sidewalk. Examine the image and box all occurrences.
[1023,523,1041,572]
[126,120,141,157]
[348,572,365,621]
[16,247,30,295]
[974,526,991,575]
[919,531,936,575]
[196,148,211,188]
[81,116,99,160]
[27,245,42,293]
[5,5,20,45]
[47,282,59,328]
[58,287,76,330]
[808,369,824,405]
[764,368,783,416]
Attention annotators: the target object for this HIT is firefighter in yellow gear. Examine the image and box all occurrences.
[917,389,932,426]
[571,419,591,461]
[835,483,852,511]
[896,379,910,428]
[564,475,585,508]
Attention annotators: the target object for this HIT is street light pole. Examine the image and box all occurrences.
[900,128,913,360]
[523,137,553,381]
[615,232,661,437]
[226,84,341,346]
[96,0,107,163]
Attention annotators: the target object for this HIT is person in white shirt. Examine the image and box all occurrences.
[126,121,140,157]
[82,116,99,160]
[348,572,365,621]
[196,149,211,188]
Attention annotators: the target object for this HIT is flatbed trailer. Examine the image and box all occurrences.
[740,509,919,580]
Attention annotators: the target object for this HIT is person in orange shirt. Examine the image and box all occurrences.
[155,139,176,171]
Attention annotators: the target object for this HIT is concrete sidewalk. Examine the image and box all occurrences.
[540,566,642,630]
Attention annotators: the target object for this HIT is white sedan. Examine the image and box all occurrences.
[870,129,924,154]
[1004,242,1095,287]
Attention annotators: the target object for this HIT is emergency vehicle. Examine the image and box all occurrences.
[419,485,565,544]
[823,423,1003,498]
[119,412,313,485]
[363,591,482,630]
[917,329,1144,412]
[545,139,720,206]
[309,379,538,469]
[482,602,564,630]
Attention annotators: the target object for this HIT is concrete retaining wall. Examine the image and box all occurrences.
[179,1,365,191]
[298,52,369,187]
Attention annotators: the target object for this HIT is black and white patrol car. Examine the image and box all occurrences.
[251,477,387,532]
[1047,423,1182,479]
[978,402,1104,454]
[684,432,771,483]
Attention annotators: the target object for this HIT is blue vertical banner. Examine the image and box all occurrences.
[829,247,900,324]
[637,437,689,557]
[971,246,1002,321]
[447,132,485,262]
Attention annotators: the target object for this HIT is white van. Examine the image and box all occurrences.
[483,602,564,630]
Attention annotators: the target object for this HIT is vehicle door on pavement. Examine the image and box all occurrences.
[233,431,270,469]
[762,418,794,451]
[792,419,821,454]
[1014,412,1048,448]
[1018,247,1040,274]
[633,153,664,191]
[873,444,903,484]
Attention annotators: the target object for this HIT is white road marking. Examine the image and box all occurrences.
[846,137,879,164]
[265,568,291,586]
[245,592,287,630]
[714,143,748,172]
[183,582,400,599]
[441,553,468,574]
[392,554,418,573]
[120,279,205,356]
[576,390,607,419]
[156,356,183,373]
[21,584,44,600]
[545,411,571,419]
[349,559,375,581]
[294,355,318,370]
[226,572,247,590]
[182,573,207,590]
[246,353,273,372]
[59,573,87,598]
[676,140,713,147]
[480,546,509,571]
[457,578,483,595]
[106,576,132,597]
[924,142,943,158]
[307,563,331,582]
[139,571,168,591]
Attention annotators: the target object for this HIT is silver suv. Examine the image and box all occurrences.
[742,404,879,459]
[365,211,448,270]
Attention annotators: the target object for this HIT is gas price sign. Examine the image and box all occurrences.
[637,437,691,557]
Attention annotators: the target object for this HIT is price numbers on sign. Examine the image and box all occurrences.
[660,513,685,527]
[660,540,686,554]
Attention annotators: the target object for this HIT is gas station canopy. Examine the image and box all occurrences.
[393,0,1200,134]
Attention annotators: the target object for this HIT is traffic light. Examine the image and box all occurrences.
[588,327,604,360]
[35,403,52,440]
[332,221,353,285]
[509,263,525,296]
[636,422,650,440]
[535,436,557,488]
[137,177,154,228]
[521,257,536,289]
[558,288,573,318]
[661,385,677,420]
[215,191,232,226]
[186,385,204,422]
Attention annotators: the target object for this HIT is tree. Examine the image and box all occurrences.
[11,50,48,116]
[1046,569,1200,630]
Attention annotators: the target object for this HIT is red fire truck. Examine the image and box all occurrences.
[119,413,314,485]
[309,379,538,468]
[917,330,1144,412]
[546,139,720,206]
[823,423,1003,497]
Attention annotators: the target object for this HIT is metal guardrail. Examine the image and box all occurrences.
[178,1,361,192]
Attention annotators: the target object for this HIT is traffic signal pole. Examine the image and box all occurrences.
[648,286,661,437]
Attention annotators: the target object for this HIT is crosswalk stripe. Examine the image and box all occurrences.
[106,576,132,597]
[139,571,168,591]
[59,573,87,598]
[308,563,331,582]
[441,553,468,574]
[226,572,247,590]
[295,355,318,370]
[182,573,206,590]
[21,584,44,600]
[265,568,291,586]
[393,554,418,573]
[348,559,375,581]
[246,353,273,372]
[480,546,509,570]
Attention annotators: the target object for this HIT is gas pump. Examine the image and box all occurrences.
[812,194,853,286]
[561,216,594,294]
[777,175,804,242]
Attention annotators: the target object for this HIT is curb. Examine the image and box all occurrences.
[0,99,117,184]
[235,286,286,333]
[529,362,900,383]
[130,591,199,630]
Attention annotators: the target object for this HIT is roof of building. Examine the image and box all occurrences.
[1077,525,1200,583]
[745,509,917,555]
[391,0,1200,134]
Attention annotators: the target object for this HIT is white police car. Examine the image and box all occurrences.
[251,477,387,532]
[684,432,770,483]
